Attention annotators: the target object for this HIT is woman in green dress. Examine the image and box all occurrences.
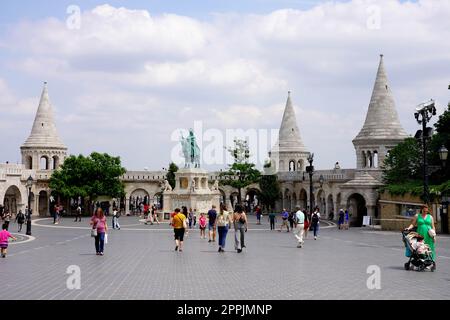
[406,205,436,260]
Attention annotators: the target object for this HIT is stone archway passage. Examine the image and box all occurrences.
[4,185,22,215]
[39,191,49,216]
[346,193,367,227]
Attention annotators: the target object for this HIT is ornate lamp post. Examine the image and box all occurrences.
[26,175,34,236]
[305,153,315,214]
[414,100,436,204]
[438,145,449,234]
[438,145,448,167]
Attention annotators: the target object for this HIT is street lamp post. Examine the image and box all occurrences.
[26,175,34,236]
[414,100,436,204]
[438,145,449,234]
[306,153,315,214]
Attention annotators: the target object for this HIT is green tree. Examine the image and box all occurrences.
[220,139,261,204]
[382,137,422,184]
[429,103,450,183]
[49,152,126,207]
[166,162,179,189]
[259,174,281,212]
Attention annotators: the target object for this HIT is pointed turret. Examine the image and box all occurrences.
[22,82,66,148]
[275,91,308,153]
[352,55,408,175]
[20,83,67,170]
[353,55,408,142]
[269,92,309,173]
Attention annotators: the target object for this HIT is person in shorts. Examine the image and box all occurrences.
[199,213,207,239]
[0,226,17,258]
[279,209,290,232]
[171,208,187,252]
[207,205,217,243]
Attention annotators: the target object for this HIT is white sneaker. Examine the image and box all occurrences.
[314,236,317,240]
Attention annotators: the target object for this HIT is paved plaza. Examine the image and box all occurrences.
[0,215,449,300]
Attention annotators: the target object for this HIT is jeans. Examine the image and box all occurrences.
[312,223,319,237]
[95,232,105,253]
[234,222,246,250]
[294,223,304,245]
[218,226,229,248]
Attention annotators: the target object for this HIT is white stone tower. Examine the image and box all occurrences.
[20,82,67,170]
[352,55,408,175]
[269,92,310,173]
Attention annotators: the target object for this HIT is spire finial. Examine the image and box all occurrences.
[288,91,291,97]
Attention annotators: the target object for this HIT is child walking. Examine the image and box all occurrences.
[0,227,17,258]
[199,213,207,239]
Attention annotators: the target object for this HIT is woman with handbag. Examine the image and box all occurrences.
[90,208,108,256]
[406,205,436,262]
[171,208,187,252]
[217,205,233,253]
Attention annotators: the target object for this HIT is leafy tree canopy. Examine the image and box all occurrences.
[49,152,126,200]
[259,174,281,212]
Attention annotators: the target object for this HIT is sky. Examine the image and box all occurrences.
[0,0,449,171]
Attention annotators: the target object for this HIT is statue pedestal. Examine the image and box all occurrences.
[163,168,220,214]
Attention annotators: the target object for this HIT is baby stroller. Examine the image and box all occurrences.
[402,229,436,272]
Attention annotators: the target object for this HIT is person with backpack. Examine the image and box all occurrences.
[288,211,295,231]
[216,205,233,252]
[311,207,321,240]
[74,205,82,222]
[15,210,25,233]
[2,211,11,231]
[207,205,217,243]
[338,209,345,230]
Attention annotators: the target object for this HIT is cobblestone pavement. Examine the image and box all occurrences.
[1,215,449,300]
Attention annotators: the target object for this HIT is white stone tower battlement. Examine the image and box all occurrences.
[20,82,67,171]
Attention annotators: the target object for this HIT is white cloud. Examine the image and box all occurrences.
[1,0,450,169]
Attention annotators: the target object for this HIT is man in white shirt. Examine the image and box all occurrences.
[294,206,305,248]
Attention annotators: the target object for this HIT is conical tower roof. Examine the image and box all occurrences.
[273,92,308,153]
[353,55,408,143]
[21,82,66,149]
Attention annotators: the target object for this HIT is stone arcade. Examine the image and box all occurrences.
[0,55,409,225]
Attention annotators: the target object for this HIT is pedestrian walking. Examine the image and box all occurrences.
[233,204,248,253]
[199,213,207,239]
[15,210,25,232]
[74,205,82,222]
[255,205,262,225]
[293,207,305,248]
[405,204,436,262]
[188,208,194,229]
[2,211,11,231]
[112,208,121,230]
[338,209,345,229]
[193,209,197,227]
[152,205,160,225]
[217,205,232,252]
[0,226,17,258]
[279,209,290,232]
[268,212,277,230]
[207,205,217,242]
[171,208,187,252]
[288,210,295,231]
[90,208,108,256]
[311,207,321,240]
[344,209,350,230]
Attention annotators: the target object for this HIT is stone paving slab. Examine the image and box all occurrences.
[0,216,449,300]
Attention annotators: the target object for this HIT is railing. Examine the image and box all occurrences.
[278,169,356,182]
[121,171,167,181]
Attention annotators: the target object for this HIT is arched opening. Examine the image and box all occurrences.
[25,156,33,169]
[38,191,49,216]
[299,189,307,211]
[130,189,150,214]
[336,193,342,211]
[327,194,334,220]
[367,151,373,168]
[346,193,367,227]
[3,185,22,215]
[292,192,297,209]
[230,192,240,210]
[245,189,260,213]
[362,151,367,168]
[297,160,304,172]
[373,151,379,168]
[40,156,49,170]
[52,156,59,170]
[289,160,296,172]
[284,189,291,211]
[153,192,163,210]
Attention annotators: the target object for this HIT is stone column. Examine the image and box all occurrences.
[125,197,130,216]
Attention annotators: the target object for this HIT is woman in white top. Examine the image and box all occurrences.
[217,205,233,252]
